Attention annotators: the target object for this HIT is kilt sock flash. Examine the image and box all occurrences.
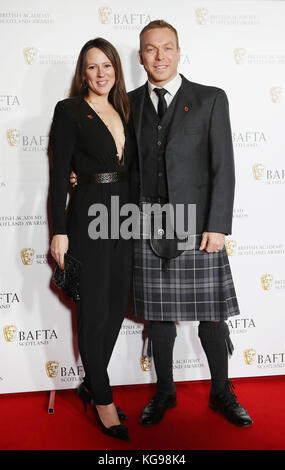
[148,321,177,394]
[198,321,234,395]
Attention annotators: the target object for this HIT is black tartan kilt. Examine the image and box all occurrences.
[132,209,240,322]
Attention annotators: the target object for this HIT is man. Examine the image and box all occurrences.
[129,20,252,427]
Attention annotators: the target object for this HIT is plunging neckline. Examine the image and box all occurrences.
[83,99,125,164]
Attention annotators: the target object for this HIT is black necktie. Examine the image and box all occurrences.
[154,88,168,120]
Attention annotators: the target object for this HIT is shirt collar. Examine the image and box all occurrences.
[148,73,182,97]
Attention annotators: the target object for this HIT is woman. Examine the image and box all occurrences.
[50,38,136,441]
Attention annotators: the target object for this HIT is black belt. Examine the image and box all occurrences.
[78,171,129,184]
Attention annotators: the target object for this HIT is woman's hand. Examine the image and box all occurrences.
[50,234,69,270]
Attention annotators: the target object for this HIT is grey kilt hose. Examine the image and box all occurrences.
[132,208,240,322]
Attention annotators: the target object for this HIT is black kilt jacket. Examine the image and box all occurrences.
[128,74,235,236]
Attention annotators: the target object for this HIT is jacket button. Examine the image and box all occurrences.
[157,141,161,146]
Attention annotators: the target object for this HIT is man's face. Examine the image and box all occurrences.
[139,27,180,87]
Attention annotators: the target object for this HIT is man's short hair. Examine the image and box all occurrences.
[140,20,179,49]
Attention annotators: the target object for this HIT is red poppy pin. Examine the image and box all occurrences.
[87,114,93,119]
[184,106,189,112]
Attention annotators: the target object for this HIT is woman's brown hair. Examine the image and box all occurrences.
[70,38,130,121]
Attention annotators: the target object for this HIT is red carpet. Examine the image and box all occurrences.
[1,376,285,451]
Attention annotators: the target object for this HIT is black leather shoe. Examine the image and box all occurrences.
[77,383,128,420]
[209,381,253,427]
[140,391,177,426]
[93,405,130,441]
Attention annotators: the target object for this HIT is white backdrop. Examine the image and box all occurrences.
[0,0,285,394]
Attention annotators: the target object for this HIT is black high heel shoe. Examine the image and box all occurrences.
[77,383,91,412]
[93,403,130,441]
[77,383,128,420]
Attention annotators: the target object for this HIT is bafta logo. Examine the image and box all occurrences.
[98,7,112,24]
[252,163,265,181]
[23,47,37,65]
[195,8,208,25]
[46,361,59,378]
[233,48,247,65]
[270,86,282,103]
[225,239,237,256]
[140,355,152,372]
[244,349,256,365]
[7,129,20,147]
[3,325,17,343]
[261,274,273,291]
[21,248,35,266]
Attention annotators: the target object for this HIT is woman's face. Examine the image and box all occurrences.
[83,47,115,98]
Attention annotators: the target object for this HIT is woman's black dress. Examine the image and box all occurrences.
[50,96,136,404]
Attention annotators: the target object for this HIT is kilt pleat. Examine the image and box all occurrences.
[132,208,240,321]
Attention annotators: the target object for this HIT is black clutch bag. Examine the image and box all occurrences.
[52,253,81,301]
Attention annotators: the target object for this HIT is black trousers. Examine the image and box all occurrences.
[76,238,132,405]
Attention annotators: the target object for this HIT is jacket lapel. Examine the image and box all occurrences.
[166,75,198,144]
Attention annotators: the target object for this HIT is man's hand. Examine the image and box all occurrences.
[199,232,225,253]
[70,171,77,186]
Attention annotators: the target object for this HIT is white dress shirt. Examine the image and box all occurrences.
[147,73,182,112]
